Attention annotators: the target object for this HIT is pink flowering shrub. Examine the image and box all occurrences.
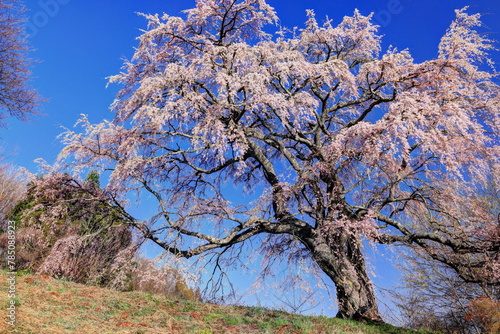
[0,226,42,269]
[109,249,201,301]
[36,226,132,286]
[1,171,201,301]
[3,171,133,283]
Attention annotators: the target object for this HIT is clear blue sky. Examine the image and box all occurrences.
[2,0,499,321]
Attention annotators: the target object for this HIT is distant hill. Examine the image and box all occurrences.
[0,269,440,334]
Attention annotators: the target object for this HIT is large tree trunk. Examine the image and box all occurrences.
[304,230,381,321]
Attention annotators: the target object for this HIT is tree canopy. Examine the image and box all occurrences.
[48,0,499,321]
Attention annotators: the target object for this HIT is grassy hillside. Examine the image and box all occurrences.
[0,269,438,334]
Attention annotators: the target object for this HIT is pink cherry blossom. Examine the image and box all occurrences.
[46,0,500,321]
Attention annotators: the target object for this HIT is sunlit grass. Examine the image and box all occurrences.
[0,269,440,333]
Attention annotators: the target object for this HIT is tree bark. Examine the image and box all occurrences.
[303,230,381,321]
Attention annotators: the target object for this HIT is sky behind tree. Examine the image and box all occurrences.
[2,0,499,320]
[3,0,499,172]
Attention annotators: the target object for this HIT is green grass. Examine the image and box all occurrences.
[0,269,440,334]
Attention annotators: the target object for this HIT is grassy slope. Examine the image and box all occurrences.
[0,270,438,334]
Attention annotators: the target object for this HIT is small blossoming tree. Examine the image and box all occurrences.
[5,171,202,301]
[6,171,133,281]
[0,0,41,126]
[53,0,499,321]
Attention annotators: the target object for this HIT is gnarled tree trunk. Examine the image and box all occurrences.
[303,229,381,321]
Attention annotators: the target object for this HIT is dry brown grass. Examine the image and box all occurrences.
[0,270,438,334]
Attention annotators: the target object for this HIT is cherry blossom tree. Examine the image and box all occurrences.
[53,0,500,321]
[0,0,41,126]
